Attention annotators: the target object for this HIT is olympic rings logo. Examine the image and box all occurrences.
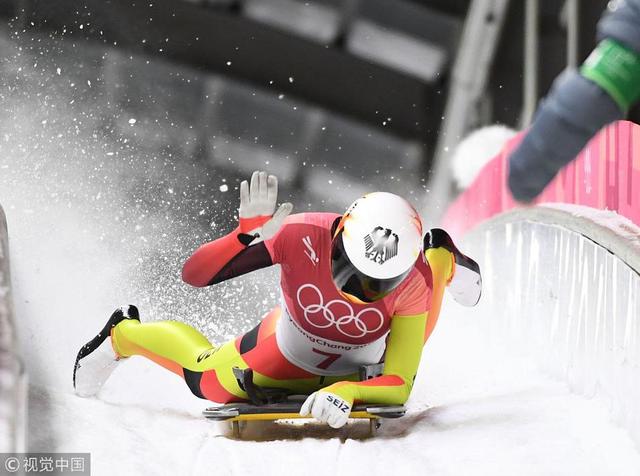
[296,283,385,338]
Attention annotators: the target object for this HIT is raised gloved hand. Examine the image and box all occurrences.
[300,389,353,428]
[238,171,293,242]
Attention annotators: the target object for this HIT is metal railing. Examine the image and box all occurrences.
[0,204,26,453]
[520,0,539,128]
[520,0,580,128]
[426,0,510,220]
[429,0,584,215]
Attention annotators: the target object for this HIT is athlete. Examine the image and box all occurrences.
[73,171,481,429]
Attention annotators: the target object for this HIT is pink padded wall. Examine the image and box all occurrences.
[441,120,640,239]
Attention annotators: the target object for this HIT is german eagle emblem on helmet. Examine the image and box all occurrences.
[364,226,399,264]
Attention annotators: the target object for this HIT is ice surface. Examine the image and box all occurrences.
[24,301,640,476]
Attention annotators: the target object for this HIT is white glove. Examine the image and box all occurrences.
[239,171,293,241]
[300,390,352,429]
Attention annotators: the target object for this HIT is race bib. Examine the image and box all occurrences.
[276,298,388,376]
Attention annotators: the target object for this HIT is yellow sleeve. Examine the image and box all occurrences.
[321,246,456,405]
[322,311,428,405]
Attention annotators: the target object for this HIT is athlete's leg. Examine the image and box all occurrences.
[110,308,355,403]
[111,319,247,403]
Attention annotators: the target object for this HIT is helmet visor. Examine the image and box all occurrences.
[331,231,411,303]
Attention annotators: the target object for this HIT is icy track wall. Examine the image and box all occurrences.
[442,120,640,447]
[462,206,640,446]
[0,204,26,452]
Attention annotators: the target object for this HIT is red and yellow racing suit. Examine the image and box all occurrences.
[110,212,453,405]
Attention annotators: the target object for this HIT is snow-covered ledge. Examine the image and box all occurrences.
[461,204,640,447]
[0,204,26,452]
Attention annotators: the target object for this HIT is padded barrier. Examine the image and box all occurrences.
[442,120,640,240]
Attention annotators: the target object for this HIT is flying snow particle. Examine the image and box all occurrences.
[56,67,61,75]
[226,61,232,66]
[219,184,229,192]
[128,118,137,125]
[288,77,294,83]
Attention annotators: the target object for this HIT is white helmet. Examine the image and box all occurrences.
[331,192,423,303]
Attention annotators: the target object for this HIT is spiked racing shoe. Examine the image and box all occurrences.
[73,305,140,397]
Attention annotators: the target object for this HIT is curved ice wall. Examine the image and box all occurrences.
[442,119,640,447]
[460,205,640,446]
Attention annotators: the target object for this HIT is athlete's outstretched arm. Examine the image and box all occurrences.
[324,247,455,408]
[182,171,292,287]
[301,246,455,428]
[299,312,427,428]
[329,312,426,402]
[181,223,274,287]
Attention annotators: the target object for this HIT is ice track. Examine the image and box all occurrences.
[5,125,640,474]
[24,295,640,476]
[1,27,638,476]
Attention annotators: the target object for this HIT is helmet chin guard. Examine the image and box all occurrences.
[331,192,423,303]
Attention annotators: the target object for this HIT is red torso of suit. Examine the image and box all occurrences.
[264,213,432,375]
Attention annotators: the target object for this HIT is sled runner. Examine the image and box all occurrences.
[203,398,406,437]
[204,366,406,437]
